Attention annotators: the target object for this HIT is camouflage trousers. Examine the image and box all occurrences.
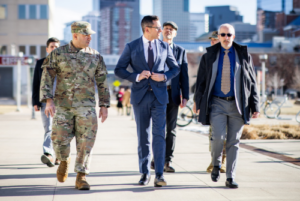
[52,106,97,174]
[209,126,226,156]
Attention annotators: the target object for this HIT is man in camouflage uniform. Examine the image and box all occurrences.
[40,21,110,190]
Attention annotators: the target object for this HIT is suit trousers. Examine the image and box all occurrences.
[165,89,178,162]
[132,90,167,176]
[209,97,244,179]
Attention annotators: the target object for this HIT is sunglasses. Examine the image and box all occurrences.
[219,33,233,37]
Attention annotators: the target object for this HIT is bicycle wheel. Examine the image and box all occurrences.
[264,103,280,119]
[177,106,193,127]
[296,111,300,123]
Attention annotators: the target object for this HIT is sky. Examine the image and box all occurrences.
[54,0,257,40]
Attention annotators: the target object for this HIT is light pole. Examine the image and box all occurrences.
[16,52,23,112]
[259,54,268,101]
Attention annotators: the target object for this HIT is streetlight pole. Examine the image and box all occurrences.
[259,54,268,102]
[16,52,23,112]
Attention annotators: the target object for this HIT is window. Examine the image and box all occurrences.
[40,5,48,19]
[19,46,26,54]
[0,5,7,19]
[18,5,26,19]
[0,45,7,55]
[18,4,48,19]
[30,46,36,55]
[40,46,46,58]
[29,5,36,19]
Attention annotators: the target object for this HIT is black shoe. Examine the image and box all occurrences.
[150,159,155,170]
[138,174,151,185]
[226,178,238,188]
[154,175,167,187]
[164,162,175,173]
[211,166,220,182]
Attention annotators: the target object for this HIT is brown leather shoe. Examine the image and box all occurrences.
[41,154,55,167]
[206,161,213,173]
[220,155,226,173]
[75,172,90,190]
[164,162,175,173]
[56,158,71,183]
[55,158,61,165]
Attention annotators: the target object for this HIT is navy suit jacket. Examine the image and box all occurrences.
[169,43,189,106]
[32,58,45,107]
[115,36,180,105]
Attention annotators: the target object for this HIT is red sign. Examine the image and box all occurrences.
[0,56,33,65]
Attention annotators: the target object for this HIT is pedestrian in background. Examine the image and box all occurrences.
[116,88,124,115]
[40,21,110,190]
[122,88,131,116]
[32,37,60,167]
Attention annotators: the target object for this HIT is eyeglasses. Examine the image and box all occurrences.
[219,33,233,37]
[147,26,162,31]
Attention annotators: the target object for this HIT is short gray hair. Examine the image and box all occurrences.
[218,23,235,35]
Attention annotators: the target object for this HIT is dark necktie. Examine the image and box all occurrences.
[148,41,154,71]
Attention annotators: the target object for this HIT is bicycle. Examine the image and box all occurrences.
[263,95,288,119]
[176,98,199,127]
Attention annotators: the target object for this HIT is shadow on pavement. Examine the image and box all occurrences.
[0,184,215,196]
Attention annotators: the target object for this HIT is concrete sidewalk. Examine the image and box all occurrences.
[0,107,300,201]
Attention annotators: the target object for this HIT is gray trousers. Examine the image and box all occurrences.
[209,97,244,179]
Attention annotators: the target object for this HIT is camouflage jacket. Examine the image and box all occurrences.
[40,41,110,108]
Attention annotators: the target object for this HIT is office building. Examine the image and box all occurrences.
[0,0,54,58]
[93,0,140,41]
[205,6,243,32]
[189,13,209,41]
[100,3,132,55]
[153,0,190,42]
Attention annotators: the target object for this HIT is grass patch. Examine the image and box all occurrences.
[242,124,300,139]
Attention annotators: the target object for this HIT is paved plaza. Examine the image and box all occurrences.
[0,107,300,201]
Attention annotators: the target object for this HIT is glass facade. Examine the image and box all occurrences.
[0,5,7,19]
[19,46,26,54]
[30,46,36,55]
[40,46,47,58]
[40,5,48,19]
[258,0,293,13]
[18,5,26,19]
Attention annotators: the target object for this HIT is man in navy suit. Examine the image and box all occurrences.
[115,15,179,187]
[150,21,189,173]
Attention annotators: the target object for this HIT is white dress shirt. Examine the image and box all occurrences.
[136,36,157,82]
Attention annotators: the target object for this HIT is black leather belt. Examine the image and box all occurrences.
[213,96,235,101]
[167,85,171,90]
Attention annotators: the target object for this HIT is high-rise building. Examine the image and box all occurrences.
[93,0,140,41]
[82,11,101,51]
[153,0,190,42]
[0,0,54,58]
[100,3,132,55]
[231,22,256,42]
[189,13,209,41]
[205,6,243,32]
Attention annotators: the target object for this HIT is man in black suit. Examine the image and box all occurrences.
[151,21,189,172]
[32,37,60,167]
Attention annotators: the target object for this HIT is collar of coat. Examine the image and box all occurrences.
[205,41,249,63]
